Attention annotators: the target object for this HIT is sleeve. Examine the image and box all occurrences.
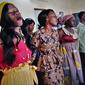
[32,32,40,48]
[31,32,41,66]
[58,29,65,43]
[0,47,5,69]
[32,32,43,69]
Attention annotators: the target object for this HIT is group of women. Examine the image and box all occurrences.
[0,1,84,85]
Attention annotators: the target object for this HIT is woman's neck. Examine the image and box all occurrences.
[29,31,33,36]
[65,26,74,34]
[81,20,85,25]
[15,27,21,34]
[44,24,52,33]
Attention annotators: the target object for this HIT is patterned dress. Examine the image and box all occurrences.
[59,28,84,85]
[33,28,64,85]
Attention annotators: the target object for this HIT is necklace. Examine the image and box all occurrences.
[62,27,78,39]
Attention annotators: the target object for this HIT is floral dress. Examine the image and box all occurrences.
[33,28,64,85]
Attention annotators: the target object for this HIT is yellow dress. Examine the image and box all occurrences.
[0,40,38,85]
[1,63,38,85]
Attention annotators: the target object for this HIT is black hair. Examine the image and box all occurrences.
[38,9,54,29]
[24,18,35,27]
[21,20,36,51]
[21,20,41,66]
[78,11,85,20]
[0,4,19,66]
[1,27,20,66]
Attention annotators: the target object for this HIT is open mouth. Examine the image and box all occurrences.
[17,17,22,20]
[16,17,23,26]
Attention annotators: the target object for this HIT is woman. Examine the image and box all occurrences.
[21,18,40,67]
[32,9,64,85]
[0,2,38,85]
[22,18,35,46]
[24,18,35,36]
[58,15,84,85]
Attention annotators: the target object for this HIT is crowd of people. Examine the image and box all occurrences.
[0,1,85,85]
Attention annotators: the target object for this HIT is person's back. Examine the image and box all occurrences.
[77,11,85,85]
[77,22,85,53]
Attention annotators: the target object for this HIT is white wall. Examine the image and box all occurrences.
[0,0,85,31]
[69,0,85,13]
[1,0,85,19]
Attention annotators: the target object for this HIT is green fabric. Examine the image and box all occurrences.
[77,22,85,53]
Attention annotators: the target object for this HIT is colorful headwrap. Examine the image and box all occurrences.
[0,2,13,21]
[63,15,75,23]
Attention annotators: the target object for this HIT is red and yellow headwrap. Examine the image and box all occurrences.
[0,2,13,21]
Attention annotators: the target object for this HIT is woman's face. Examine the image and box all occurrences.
[27,22,35,32]
[66,17,76,27]
[82,13,85,22]
[7,4,23,27]
[47,11,58,26]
